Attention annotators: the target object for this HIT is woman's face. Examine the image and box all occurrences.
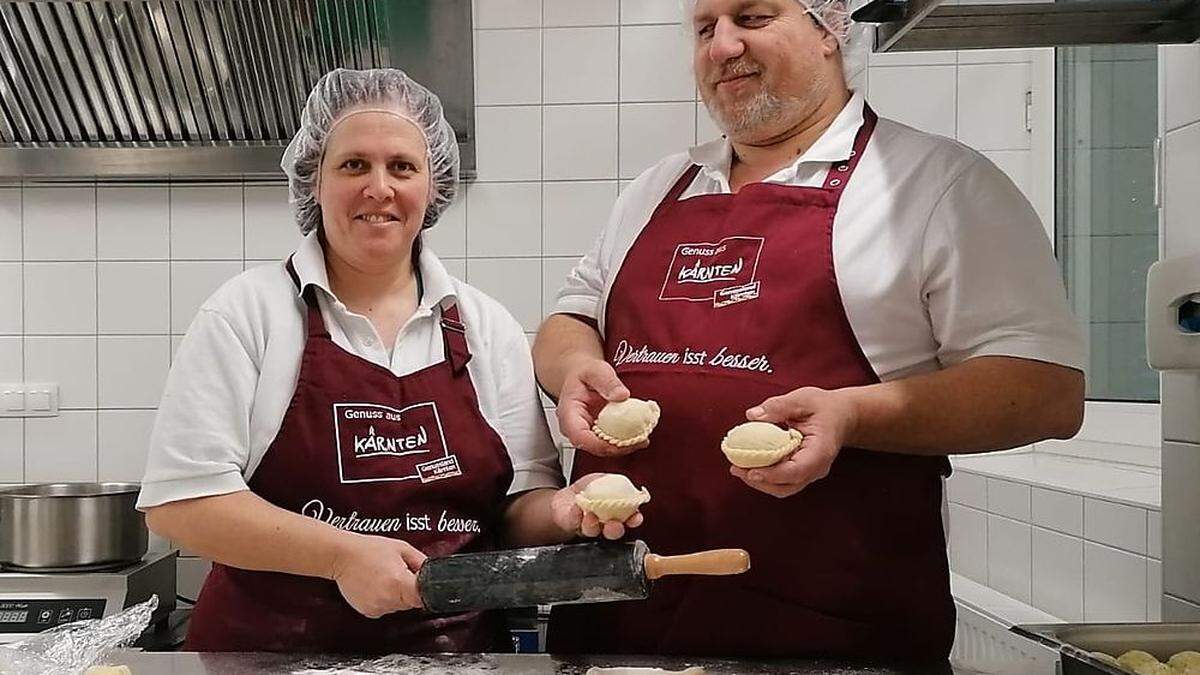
[316,110,431,272]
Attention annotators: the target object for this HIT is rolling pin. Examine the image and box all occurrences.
[417,540,749,613]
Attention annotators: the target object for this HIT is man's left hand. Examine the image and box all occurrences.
[730,387,859,498]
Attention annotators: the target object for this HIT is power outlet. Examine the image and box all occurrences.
[0,383,59,417]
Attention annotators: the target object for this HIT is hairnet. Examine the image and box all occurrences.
[683,0,870,84]
[281,68,459,235]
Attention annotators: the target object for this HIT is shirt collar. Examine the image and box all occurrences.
[291,229,457,311]
[687,90,867,184]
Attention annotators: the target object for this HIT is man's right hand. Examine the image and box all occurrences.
[330,534,426,618]
[557,358,645,456]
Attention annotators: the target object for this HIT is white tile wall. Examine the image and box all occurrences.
[544,0,618,27]
[949,503,988,584]
[475,29,542,105]
[23,187,96,261]
[1085,541,1149,621]
[97,187,170,260]
[951,468,1160,622]
[1032,526,1084,621]
[170,186,243,259]
[1031,486,1083,537]
[544,28,618,104]
[24,336,97,408]
[0,189,20,260]
[988,478,1031,522]
[25,411,97,483]
[466,182,543,257]
[1084,497,1148,555]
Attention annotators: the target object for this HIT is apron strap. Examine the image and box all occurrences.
[659,103,879,210]
[821,103,878,197]
[648,164,704,221]
[439,303,472,375]
[285,255,331,340]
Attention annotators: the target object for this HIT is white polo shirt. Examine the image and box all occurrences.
[555,91,1086,381]
[138,231,563,510]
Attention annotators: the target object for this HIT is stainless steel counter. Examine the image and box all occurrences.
[97,650,993,674]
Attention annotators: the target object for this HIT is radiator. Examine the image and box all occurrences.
[952,598,1060,674]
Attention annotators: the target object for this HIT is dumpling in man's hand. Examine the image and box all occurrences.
[592,398,660,447]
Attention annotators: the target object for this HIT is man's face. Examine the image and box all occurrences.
[692,0,841,142]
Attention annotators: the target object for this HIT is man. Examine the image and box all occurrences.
[533,0,1085,662]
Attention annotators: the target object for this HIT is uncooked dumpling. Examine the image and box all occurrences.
[1117,650,1166,674]
[1171,651,1200,670]
[1091,652,1120,667]
[593,398,660,447]
[575,473,650,522]
[720,421,803,468]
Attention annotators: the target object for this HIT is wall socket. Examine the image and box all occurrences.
[0,383,59,417]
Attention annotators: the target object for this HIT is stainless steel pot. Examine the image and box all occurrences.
[0,482,148,571]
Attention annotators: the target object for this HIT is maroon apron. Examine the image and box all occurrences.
[549,107,955,661]
[185,259,514,653]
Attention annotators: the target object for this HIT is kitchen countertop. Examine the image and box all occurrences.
[93,650,1008,674]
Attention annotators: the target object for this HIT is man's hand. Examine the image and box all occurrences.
[557,358,646,456]
[550,473,645,540]
[730,387,860,498]
[330,534,427,618]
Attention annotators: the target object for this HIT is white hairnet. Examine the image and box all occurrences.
[682,0,870,84]
[281,68,459,235]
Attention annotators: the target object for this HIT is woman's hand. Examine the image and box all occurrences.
[329,534,427,618]
[551,473,644,540]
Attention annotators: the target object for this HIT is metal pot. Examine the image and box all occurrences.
[0,482,148,571]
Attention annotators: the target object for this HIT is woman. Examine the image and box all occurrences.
[137,68,640,654]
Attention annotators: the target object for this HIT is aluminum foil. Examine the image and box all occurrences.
[0,596,156,675]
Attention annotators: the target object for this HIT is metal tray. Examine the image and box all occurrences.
[1013,622,1200,674]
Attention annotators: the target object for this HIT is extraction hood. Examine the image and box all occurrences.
[0,0,474,180]
[853,0,1200,52]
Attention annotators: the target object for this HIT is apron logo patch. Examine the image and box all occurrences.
[333,402,461,484]
[659,236,764,307]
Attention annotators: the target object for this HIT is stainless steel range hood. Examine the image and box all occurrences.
[0,0,474,180]
[852,0,1200,52]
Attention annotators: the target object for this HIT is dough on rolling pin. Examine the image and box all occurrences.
[84,666,132,675]
[588,662,705,667]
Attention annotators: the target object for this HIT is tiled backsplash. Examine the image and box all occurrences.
[0,0,1070,598]
[948,469,1162,622]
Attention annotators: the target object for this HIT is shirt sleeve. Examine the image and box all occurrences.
[492,315,565,495]
[921,155,1087,371]
[137,308,258,509]
[551,188,632,321]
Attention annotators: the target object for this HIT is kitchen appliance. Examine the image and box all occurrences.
[1147,251,1200,621]
[0,0,475,180]
[0,482,147,571]
[1013,622,1200,674]
[417,540,750,613]
[0,549,177,645]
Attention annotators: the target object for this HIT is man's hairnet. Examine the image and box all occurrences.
[683,0,870,84]
[282,68,459,235]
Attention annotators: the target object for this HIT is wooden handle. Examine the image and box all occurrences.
[643,548,750,580]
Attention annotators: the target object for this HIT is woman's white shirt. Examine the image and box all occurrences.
[137,231,562,509]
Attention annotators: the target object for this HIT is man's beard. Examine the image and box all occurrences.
[708,86,791,138]
[703,59,825,141]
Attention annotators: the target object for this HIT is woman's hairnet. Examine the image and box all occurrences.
[683,0,870,84]
[281,68,459,235]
